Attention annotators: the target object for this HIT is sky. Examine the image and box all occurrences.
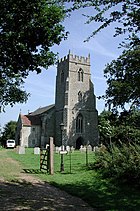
[0,6,123,130]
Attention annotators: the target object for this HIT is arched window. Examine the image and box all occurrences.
[78,68,83,82]
[76,114,83,133]
[61,70,64,83]
[78,91,82,102]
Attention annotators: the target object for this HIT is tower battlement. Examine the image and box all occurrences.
[58,51,90,65]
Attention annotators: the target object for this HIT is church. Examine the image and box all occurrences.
[15,52,99,149]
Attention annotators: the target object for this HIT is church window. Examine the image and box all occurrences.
[66,81,69,90]
[63,108,67,126]
[76,114,83,133]
[78,91,82,102]
[61,70,64,83]
[65,93,68,105]
[78,68,83,82]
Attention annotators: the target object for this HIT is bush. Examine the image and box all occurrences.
[90,143,140,184]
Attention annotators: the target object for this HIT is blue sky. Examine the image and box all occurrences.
[0,6,123,129]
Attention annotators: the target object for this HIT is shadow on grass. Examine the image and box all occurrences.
[23,168,76,175]
[0,180,94,211]
[50,178,140,211]
[23,168,47,174]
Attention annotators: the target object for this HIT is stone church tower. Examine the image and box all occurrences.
[55,52,98,148]
[15,52,98,148]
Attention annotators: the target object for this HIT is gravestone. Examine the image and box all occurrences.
[71,146,75,152]
[87,145,92,151]
[80,145,86,152]
[55,146,60,153]
[34,147,40,154]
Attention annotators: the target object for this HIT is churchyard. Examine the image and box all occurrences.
[1,147,139,210]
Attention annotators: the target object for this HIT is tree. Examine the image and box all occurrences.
[0,121,17,147]
[0,71,29,111]
[69,0,140,110]
[98,108,140,146]
[98,110,116,146]
[103,44,140,110]
[69,0,140,40]
[0,0,66,111]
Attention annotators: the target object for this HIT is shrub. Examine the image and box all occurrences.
[90,143,140,184]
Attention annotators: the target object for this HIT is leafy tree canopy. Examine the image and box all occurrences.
[68,0,140,40]
[0,0,66,111]
[103,42,140,110]
[98,108,140,145]
[68,0,140,110]
[0,121,17,146]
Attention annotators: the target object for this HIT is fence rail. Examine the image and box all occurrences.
[53,148,95,174]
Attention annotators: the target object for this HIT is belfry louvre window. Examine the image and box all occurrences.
[66,81,69,90]
[65,93,68,105]
[78,68,83,82]
[76,114,83,133]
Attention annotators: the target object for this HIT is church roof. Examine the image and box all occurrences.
[20,115,41,126]
[29,104,55,116]
[20,104,55,126]
[20,115,31,126]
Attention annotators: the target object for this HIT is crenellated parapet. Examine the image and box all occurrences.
[58,51,90,65]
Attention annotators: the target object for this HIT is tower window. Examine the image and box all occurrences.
[78,91,82,102]
[61,70,64,83]
[76,114,83,133]
[66,81,69,90]
[78,68,83,82]
[65,93,68,105]
[63,108,67,126]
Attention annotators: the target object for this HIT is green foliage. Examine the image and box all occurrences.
[103,44,140,110]
[69,0,140,110]
[0,0,66,110]
[0,72,29,112]
[69,0,140,40]
[92,143,140,184]
[0,121,17,146]
[98,110,116,145]
[98,109,140,145]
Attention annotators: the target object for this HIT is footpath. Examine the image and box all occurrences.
[0,149,95,211]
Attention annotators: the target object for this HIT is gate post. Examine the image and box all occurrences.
[49,137,54,175]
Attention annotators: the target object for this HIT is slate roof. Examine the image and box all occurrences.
[29,104,55,116]
[20,104,55,126]
[20,114,41,126]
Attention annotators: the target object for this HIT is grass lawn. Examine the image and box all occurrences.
[6,148,140,211]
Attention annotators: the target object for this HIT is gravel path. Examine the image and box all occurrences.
[0,150,96,211]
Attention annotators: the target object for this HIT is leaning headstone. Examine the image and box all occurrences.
[17,146,25,154]
[34,147,40,154]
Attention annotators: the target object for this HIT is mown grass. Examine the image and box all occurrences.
[6,148,140,210]
[0,149,22,181]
